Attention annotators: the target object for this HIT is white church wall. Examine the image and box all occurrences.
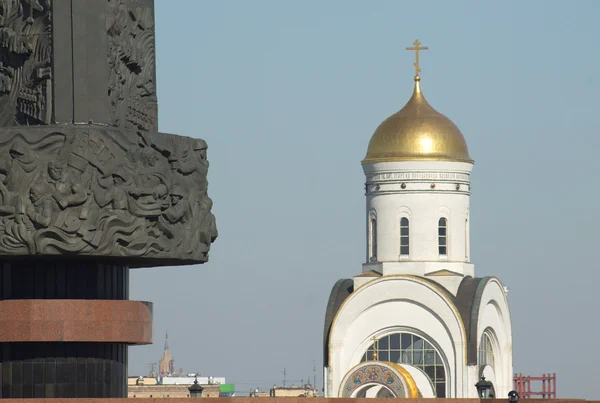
[476,278,513,398]
[481,364,497,396]
[328,276,468,397]
[400,364,435,398]
[465,364,479,398]
[362,161,473,280]
[426,274,466,297]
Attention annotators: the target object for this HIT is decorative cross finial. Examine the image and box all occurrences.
[406,39,429,79]
[371,336,378,360]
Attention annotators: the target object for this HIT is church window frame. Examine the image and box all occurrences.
[368,210,377,263]
[478,331,496,370]
[438,217,448,257]
[360,332,448,398]
[400,217,409,257]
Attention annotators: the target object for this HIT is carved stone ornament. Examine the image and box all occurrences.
[0,125,218,267]
[107,0,158,132]
[0,0,53,126]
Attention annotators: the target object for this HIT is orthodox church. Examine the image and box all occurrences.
[323,41,513,399]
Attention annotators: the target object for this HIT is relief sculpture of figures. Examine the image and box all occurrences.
[0,126,217,266]
[0,0,217,266]
[107,0,158,132]
[0,0,53,126]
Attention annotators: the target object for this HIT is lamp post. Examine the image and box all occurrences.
[475,376,493,399]
[508,390,520,403]
[188,377,204,398]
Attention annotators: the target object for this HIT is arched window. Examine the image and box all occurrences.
[478,333,495,369]
[361,333,446,398]
[438,218,447,256]
[400,217,409,256]
[369,218,377,262]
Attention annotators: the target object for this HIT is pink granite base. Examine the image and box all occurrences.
[0,299,152,344]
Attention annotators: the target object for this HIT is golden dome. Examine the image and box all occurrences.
[362,77,472,164]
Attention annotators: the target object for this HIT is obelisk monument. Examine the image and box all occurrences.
[0,0,217,398]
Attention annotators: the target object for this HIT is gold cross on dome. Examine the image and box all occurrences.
[406,39,429,77]
[371,336,378,360]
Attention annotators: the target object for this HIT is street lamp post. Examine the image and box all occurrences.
[508,390,520,403]
[475,376,493,399]
[188,377,204,398]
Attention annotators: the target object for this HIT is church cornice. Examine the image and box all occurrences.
[366,171,471,183]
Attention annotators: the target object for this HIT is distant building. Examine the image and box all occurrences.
[270,384,317,397]
[159,331,175,376]
[131,332,233,397]
[158,376,226,385]
[128,376,234,398]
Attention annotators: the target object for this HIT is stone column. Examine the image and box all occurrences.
[0,0,217,398]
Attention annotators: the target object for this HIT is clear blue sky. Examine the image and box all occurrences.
[129,0,600,399]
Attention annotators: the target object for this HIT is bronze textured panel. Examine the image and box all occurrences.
[0,0,53,126]
[107,0,158,132]
[0,125,217,266]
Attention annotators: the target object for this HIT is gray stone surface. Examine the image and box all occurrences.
[0,0,217,266]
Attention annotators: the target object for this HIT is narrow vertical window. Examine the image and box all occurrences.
[370,218,377,262]
[400,217,409,256]
[438,218,447,255]
[465,218,469,261]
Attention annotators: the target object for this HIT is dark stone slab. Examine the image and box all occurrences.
[72,0,110,124]
[51,0,74,125]
[0,342,127,398]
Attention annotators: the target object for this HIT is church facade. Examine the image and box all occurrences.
[323,43,513,399]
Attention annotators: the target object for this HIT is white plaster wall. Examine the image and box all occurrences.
[400,365,435,398]
[328,276,468,397]
[481,364,497,397]
[476,278,513,398]
[362,161,473,272]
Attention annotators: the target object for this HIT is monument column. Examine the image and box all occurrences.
[0,0,217,398]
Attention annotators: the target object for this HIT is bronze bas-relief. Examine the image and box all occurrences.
[107,0,158,132]
[0,125,217,265]
[0,0,53,126]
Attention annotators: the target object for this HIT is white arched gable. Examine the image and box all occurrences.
[476,278,513,398]
[328,275,467,397]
